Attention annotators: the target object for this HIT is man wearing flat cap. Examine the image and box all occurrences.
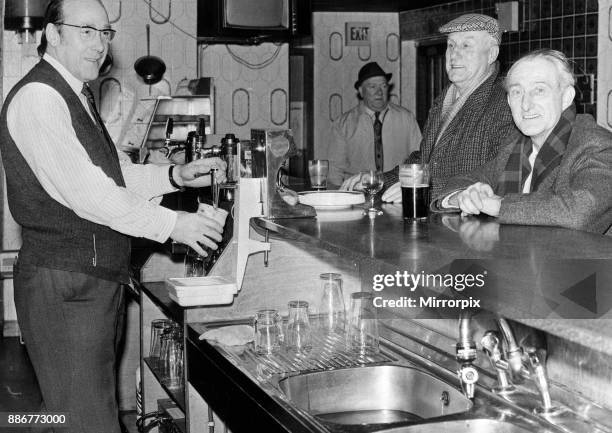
[328,61,422,186]
[380,14,518,201]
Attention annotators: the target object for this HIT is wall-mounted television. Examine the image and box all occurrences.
[197,0,311,44]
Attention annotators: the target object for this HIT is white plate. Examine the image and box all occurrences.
[298,191,365,210]
[316,208,364,221]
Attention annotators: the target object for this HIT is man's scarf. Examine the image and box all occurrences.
[496,104,575,196]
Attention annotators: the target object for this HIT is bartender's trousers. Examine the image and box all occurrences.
[13,263,125,433]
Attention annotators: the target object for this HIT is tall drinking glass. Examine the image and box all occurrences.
[399,163,430,220]
[359,170,384,214]
[319,273,346,335]
[286,300,312,352]
[161,329,183,389]
[308,160,329,190]
[348,292,379,355]
[184,248,205,277]
[149,319,173,368]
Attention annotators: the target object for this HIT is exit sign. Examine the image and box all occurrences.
[346,22,371,46]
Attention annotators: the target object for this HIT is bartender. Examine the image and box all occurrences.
[0,0,225,432]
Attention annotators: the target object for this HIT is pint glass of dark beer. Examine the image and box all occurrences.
[399,163,430,220]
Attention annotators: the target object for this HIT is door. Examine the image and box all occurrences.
[289,47,314,179]
[416,40,449,128]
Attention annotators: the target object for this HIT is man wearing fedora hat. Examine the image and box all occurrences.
[379,14,518,201]
[328,61,421,186]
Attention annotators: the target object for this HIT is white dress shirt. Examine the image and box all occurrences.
[328,101,422,185]
[6,54,177,243]
[522,145,539,193]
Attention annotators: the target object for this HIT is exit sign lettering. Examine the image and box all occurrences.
[346,22,371,46]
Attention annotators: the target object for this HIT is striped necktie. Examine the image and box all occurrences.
[81,83,116,154]
[373,111,383,171]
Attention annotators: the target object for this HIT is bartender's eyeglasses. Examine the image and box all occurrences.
[55,22,116,43]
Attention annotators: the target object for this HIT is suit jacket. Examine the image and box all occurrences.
[433,114,612,235]
[328,101,421,185]
[416,68,517,197]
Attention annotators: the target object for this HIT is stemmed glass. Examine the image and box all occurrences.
[359,170,384,215]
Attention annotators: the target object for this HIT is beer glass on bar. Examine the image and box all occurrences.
[399,164,430,220]
[308,160,329,190]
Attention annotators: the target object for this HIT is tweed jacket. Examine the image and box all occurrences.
[328,101,421,186]
[407,68,517,198]
[433,114,612,235]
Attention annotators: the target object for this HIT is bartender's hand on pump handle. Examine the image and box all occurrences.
[172,157,227,188]
[169,157,228,257]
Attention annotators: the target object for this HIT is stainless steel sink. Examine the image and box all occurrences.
[376,418,535,433]
[278,365,472,426]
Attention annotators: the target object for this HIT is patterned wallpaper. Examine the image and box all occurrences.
[198,43,289,140]
[313,12,401,160]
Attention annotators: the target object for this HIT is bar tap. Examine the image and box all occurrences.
[481,331,514,392]
[162,117,186,160]
[456,311,479,399]
[525,347,557,414]
[498,317,524,375]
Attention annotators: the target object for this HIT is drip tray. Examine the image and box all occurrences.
[241,331,394,378]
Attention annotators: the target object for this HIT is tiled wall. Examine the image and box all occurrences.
[313,12,401,160]
[400,0,599,115]
[597,0,612,130]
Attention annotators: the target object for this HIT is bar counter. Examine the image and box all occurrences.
[252,205,612,353]
[137,202,612,432]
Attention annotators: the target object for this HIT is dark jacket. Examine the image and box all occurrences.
[383,68,518,198]
[433,114,612,235]
[0,60,131,282]
[419,68,517,197]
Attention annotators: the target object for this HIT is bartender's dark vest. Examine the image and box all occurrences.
[0,59,131,283]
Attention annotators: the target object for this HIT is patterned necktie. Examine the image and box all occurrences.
[81,83,116,154]
[373,111,383,171]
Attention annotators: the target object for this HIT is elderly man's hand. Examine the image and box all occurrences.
[170,211,224,257]
[381,181,401,203]
[340,173,363,191]
[174,157,227,188]
[451,182,502,217]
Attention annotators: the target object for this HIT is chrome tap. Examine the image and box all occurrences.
[497,317,524,375]
[525,346,556,413]
[478,319,557,414]
[456,312,479,399]
[481,330,514,392]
